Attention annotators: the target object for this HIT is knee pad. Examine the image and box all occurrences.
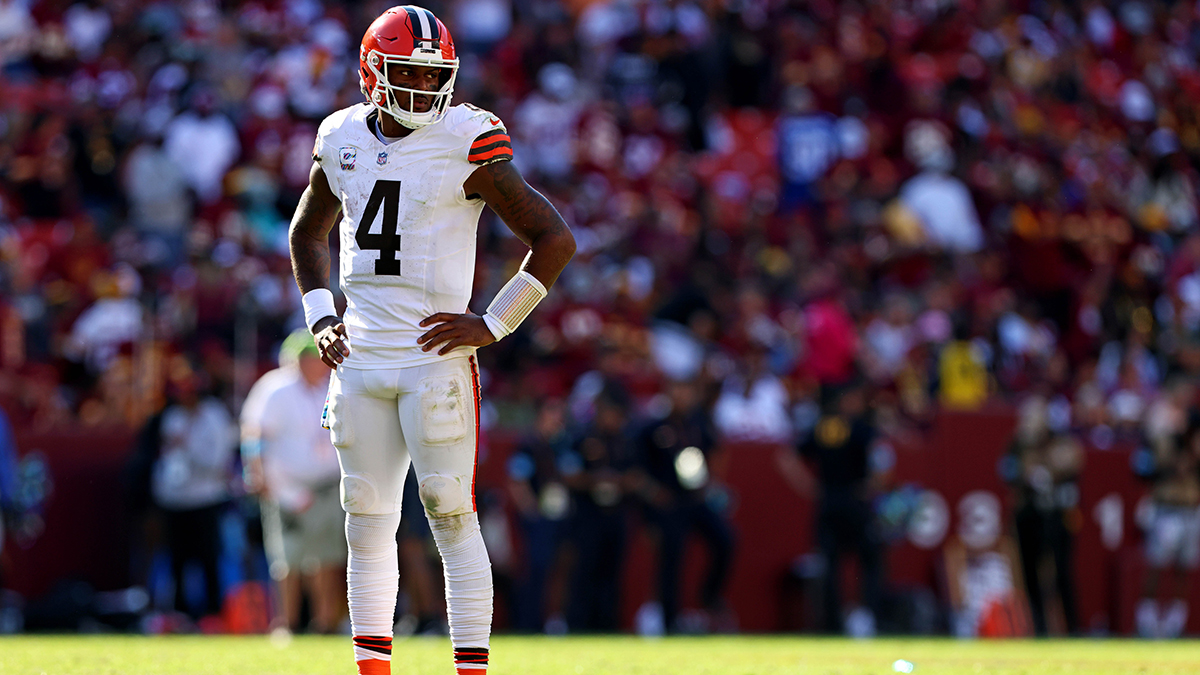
[341,473,381,514]
[419,473,468,516]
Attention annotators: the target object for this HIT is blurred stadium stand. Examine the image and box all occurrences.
[4,0,1200,637]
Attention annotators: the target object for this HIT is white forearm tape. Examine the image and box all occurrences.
[302,288,337,332]
[482,270,547,341]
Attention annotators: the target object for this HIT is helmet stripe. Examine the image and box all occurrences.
[403,6,425,39]
[421,8,440,42]
[414,6,432,41]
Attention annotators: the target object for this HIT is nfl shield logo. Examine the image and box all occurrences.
[377,151,388,166]
[339,146,357,170]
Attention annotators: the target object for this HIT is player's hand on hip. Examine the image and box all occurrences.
[418,312,495,355]
[312,317,351,368]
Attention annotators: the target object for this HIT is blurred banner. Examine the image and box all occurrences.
[4,410,1180,635]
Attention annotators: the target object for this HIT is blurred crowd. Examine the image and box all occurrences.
[6,0,1200,637]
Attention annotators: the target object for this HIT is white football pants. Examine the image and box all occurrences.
[326,354,492,668]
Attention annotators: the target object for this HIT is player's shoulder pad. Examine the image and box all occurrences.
[314,104,371,160]
[445,103,513,166]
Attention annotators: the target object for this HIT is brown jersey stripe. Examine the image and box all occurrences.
[469,153,513,166]
[468,146,513,164]
[468,139,512,155]
[469,141,512,156]
[470,134,509,149]
[465,139,508,154]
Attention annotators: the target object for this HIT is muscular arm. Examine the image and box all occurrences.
[289,162,350,367]
[462,160,576,289]
[417,160,575,355]
[289,162,342,295]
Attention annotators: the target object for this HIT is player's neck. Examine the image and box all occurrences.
[377,112,415,140]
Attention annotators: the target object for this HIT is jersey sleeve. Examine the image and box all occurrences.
[312,115,343,195]
[461,108,513,166]
[468,127,513,166]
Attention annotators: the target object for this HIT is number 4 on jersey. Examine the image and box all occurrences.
[355,180,403,275]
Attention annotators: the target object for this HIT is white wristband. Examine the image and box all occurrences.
[302,288,337,332]
[483,270,547,341]
[482,313,510,341]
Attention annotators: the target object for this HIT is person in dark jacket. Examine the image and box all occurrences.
[563,387,634,632]
[632,379,734,633]
[507,398,574,633]
[777,382,888,634]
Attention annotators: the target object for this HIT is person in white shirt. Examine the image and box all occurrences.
[151,363,237,620]
[163,89,240,205]
[713,347,793,445]
[241,330,346,634]
[898,121,984,254]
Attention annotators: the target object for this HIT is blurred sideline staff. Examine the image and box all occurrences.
[1005,395,1082,637]
[1135,417,1200,638]
[631,379,734,633]
[241,330,345,634]
[150,362,237,619]
[778,381,890,635]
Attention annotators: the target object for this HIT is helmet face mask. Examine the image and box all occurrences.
[359,6,458,130]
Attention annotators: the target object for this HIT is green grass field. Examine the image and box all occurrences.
[1,635,1198,675]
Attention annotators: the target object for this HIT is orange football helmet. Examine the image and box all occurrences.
[359,5,458,129]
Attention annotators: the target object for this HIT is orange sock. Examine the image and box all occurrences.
[356,659,390,675]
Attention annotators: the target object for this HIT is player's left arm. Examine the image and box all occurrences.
[418,160,576,355]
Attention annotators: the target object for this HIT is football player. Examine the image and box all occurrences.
[287,6,576,675]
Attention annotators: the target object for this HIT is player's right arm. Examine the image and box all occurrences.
[289,162,351,369]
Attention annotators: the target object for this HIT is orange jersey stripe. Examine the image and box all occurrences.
[468,145,513,163]
[471,133,510,149]
[471,129,508,143]
[469,355,481,512]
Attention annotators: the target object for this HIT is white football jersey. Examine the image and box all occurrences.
[313,103,512,369]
